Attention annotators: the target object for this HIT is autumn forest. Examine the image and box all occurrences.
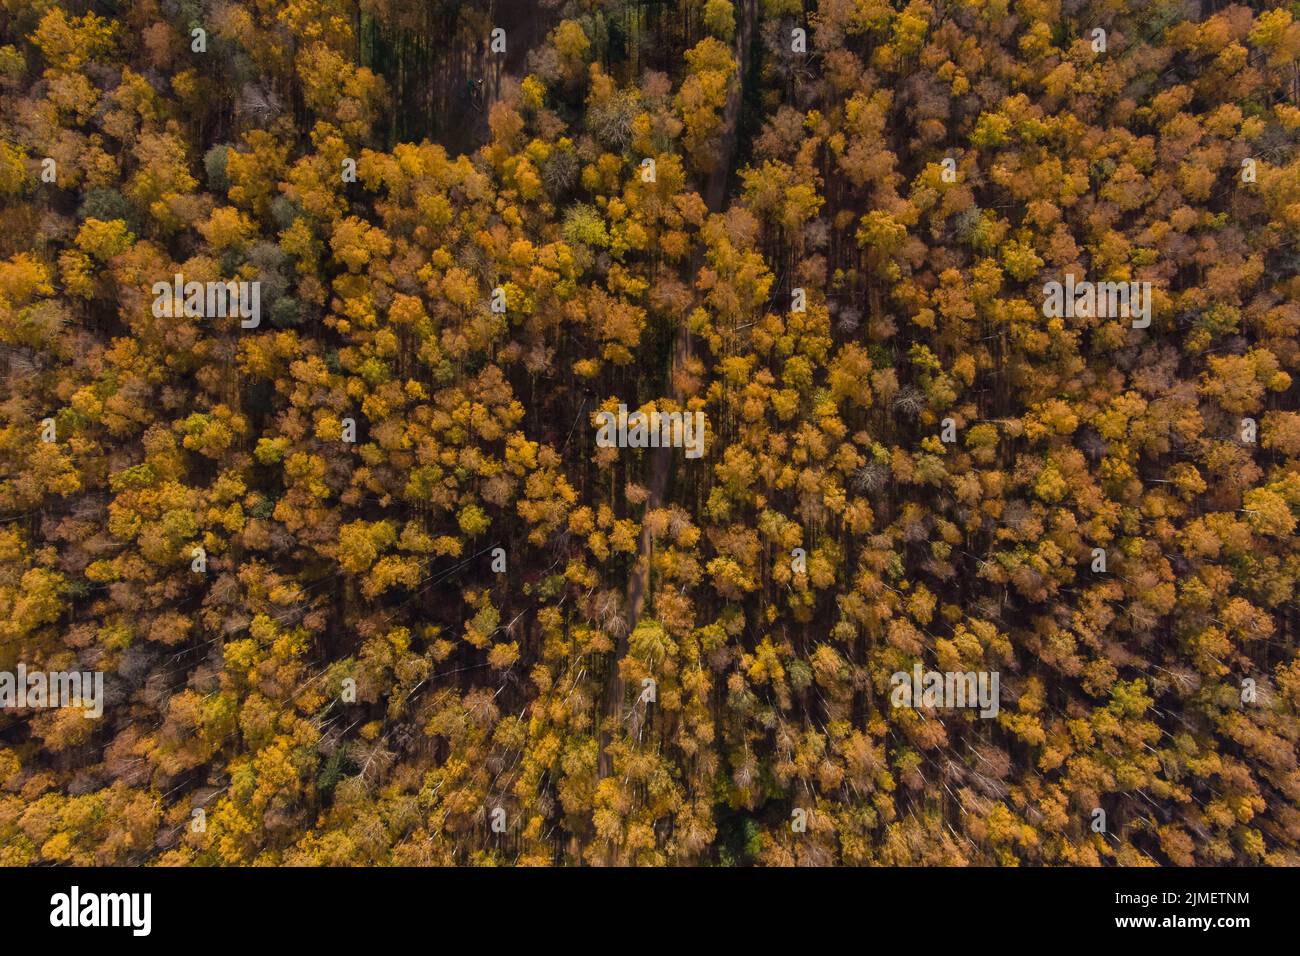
[1,0,1300,867]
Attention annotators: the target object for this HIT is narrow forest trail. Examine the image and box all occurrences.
[600,0,758,781]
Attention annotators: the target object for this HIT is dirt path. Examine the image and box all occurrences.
[601,1,758,776]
